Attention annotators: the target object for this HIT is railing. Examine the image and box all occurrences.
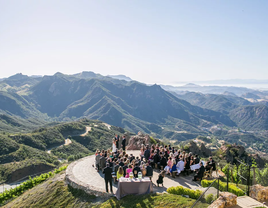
[191,179,218,208]
[0,168,54,193]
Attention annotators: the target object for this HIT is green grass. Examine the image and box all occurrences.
[96,193,209,208]
[4,172,209,208]
[4,173,96,208]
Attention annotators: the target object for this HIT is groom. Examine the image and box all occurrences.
[121,135,126,151]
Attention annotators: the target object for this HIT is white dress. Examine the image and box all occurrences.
[112,142,117,153]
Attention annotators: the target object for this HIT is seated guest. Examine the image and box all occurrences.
[114,161,120,174]
[193,162,205,181]
[99,155,106,171]
[184,157,191,175]
[194,154,200,164]
[129,154,135,162]
[146,162,153,180]
[209,157,216,171]
[157,171,165,187]
[125,164,133,178]
[170,159,177,175]
[117,166,124,180]
[205,161,211,171]
[153,151,160,169]
[119,158,124,167]
[148,153,154,166]
[176,158,185,174]
[190,155,195,166]
[108,158,114,169]
[164,157,173,174]
[141,163,147,176]
[160,154,167,170]
[123,162,128,176]
[133,163,141,178]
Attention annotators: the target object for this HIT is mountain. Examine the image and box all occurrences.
[229,105,268,130]
[175,92,252,114]
[25,74,236,135]
[108,74,133,82]
[0,73,42,93]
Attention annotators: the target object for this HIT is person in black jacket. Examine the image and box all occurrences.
[160,154,167,170]
[193,162,205,181]
[121,135,126,151]
[132,163,141,178]
[103,163,113,193]
[144,145,150,162]
[146,162,153,180]
[153,151,160,169]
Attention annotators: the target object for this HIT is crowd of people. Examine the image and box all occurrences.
[95,136,216,193]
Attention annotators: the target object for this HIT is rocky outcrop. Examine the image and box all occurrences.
[126,132,150,150]
[250,184,268,201]
[208,192,237,208]
[188,141,211,157]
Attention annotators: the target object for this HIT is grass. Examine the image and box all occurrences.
[95,193,209,208]
[4,172,209,208]
[4,174,96,208]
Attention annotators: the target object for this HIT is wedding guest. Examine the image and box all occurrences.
[103,163,113,193]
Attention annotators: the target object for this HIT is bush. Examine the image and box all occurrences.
[205,194,215,204]
[201,179,245,196]
[167,186,202,199]
[0,165,68,205]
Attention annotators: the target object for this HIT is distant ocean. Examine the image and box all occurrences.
[171,83,268,90]
[198,83,268,90]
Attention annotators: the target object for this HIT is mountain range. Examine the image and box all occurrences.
[0,71,268,141]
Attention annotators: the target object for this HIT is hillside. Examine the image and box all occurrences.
[25,73,235,136]
[229,105,268,130]
[0,119,132,183]
[3,173,209,208]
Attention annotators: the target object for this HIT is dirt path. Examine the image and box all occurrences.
[47,126,91,154]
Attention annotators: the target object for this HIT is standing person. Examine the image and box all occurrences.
[112,139,117,153]
[121,135,126,151]
[103,163,113,193]
[144,145,150,162]
[95,151,101,172]
[115,134,119,149]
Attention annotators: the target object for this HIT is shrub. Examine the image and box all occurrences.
[201,179,245,196]
[0,165,67,205]
[205,194,215,204]
[167,186,202,199]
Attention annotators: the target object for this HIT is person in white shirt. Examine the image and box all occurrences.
[176,159,185,175]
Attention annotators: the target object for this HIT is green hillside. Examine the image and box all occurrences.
[3,173,209,208]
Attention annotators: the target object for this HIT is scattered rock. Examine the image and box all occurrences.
[250,184,268,201]
[126,133,150,150]
[208,192,237,208]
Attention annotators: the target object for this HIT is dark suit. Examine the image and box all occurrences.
[133,166,141,178]
[144,149,150,161]
[103,167,113,193]
[122,138,126,150]
[99,156,106,171]
[146,165,153,177]
[160,157,167,169]
[194,165,205,181]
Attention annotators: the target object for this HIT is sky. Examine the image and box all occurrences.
[0,0,268,85]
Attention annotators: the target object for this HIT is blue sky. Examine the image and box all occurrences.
[0,0,267,84]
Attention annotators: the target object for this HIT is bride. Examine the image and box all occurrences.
[112,138,117,153]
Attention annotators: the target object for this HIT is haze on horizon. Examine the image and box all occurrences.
[0,0,267,85]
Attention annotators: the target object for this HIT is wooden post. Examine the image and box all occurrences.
[231,169,233,183]
[253,167,256,185]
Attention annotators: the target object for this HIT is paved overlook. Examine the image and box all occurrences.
[66,150,216,196]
